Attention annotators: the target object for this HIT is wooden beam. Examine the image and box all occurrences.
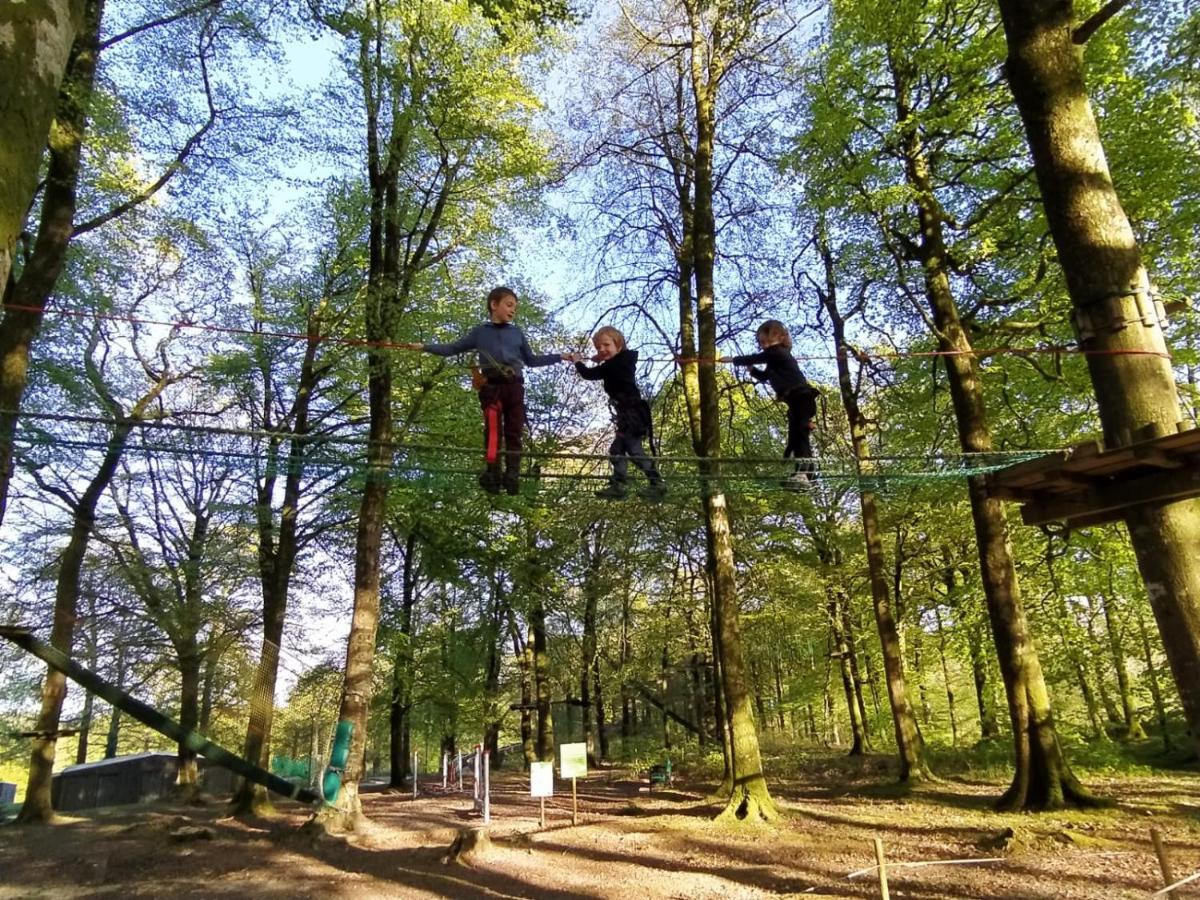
[1019,467,1200,527]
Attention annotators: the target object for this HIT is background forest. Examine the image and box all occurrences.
[2,0,1199,826]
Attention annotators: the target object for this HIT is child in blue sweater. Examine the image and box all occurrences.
[402,287,572,495]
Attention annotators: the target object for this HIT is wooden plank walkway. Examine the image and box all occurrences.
[986,423,1200,527]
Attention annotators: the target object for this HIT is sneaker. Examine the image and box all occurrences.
[503,478,520,496]
[478,471,501,494]
[782,471,812,492]
[596,482,628,499]
[639,481,667,501]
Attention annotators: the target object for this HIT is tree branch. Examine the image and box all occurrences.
[1073,0,1133,44]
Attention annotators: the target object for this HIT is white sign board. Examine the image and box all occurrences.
[530,761,554,798]
[559,742,588,779]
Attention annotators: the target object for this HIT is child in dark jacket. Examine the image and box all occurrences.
[573,326,666,501]
[401,286,572,495]
[721,319,818,491]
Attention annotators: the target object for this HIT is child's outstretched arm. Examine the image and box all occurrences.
[520,332,573,367]
[414,326,482,357]
[573,355,612,380]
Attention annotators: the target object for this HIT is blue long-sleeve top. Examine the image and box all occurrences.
[729,345,808,399]
[422,322,561,377]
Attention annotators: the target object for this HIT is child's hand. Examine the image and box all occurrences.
[718,355,732,363]
[399,342,423,351]
[564,352,581,363]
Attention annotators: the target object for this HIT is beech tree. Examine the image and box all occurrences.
[996,0,1200,759]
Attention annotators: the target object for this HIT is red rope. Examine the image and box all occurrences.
[484,402,501,464]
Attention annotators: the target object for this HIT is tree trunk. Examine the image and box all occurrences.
[933,606,960,747]
[708,559,732,789]
[889,47,1094,809]
[175,644,202,797]
[830,594,868,756]
[18,410,137,822]
[969,623,999,740]
[532,603,553,761]
[1102,594,1146,740]
[997,0,1200,760]
[104,644,127,759]
[75,593,98,765]
[233,306,323,815]
[0,0,101,527]
[675,0,774,824]
[773,658,786,732]
[322,383,390,826]
[514,625,534,766]
[1136,611,1172,752]
[593,656,608,761]
[0,0,86,313]
[842,601,872,746]
[581,536,602,765]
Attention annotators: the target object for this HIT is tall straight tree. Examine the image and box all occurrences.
[229,233,352,816]
[795,0,1093,808]
[680,0,779,822]
[996,0,1200,757]
[313,0,552,828]
[810,221,931,781]
[16,324,182,822]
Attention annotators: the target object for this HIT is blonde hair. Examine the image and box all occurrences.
[593,326,626,350]
[757,320,792,350]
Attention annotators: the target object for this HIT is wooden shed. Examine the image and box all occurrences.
[51,751,237,811]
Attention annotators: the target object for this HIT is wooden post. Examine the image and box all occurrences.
[874,837,890,900]
[1152,828,1178,899]
[483,750,491,824]
[572,776,578,825]
[473,744,481,809]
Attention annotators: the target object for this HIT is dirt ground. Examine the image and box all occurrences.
[2,759,1199,899]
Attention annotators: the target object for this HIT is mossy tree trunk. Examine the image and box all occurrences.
[889,47,1095,810]
[0,0,86,365]
[683,0,776,825]
[997,0,1200,759]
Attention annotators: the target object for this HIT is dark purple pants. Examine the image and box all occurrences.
[479,380,524,485]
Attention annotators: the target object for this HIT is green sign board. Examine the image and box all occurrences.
[559,742,587,779]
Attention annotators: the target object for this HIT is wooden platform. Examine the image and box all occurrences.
[986,423,1200,527]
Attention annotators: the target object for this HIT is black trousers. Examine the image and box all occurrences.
[784,392,815,473]
[609,400,660,484]
[609,433,659,483]
[479,380,524,484]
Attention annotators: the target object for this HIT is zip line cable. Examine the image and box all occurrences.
[11,428,1043,488]
[7,410,1060,469]
[8,302,1176,363]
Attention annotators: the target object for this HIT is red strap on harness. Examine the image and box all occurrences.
[484,402,501,464]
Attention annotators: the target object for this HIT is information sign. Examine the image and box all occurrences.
[559,742,588,779]
[530,761,554,798]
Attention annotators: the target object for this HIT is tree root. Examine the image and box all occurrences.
[715,781,779,825]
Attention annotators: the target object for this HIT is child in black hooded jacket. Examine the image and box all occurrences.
[722,319,818,490]
[573,326,666,500]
